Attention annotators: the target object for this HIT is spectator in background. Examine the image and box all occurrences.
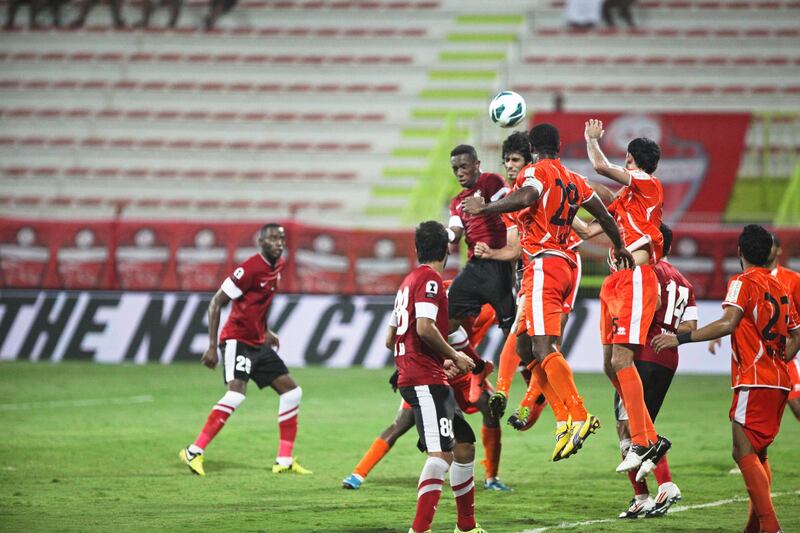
[70,0,124,28]
[203,0,235,30]
[136,0,181,28]
[602,0,636,28]
[564,0,602,29]
[5,0,64,29]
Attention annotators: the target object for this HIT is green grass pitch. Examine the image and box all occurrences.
[1,362,798,532]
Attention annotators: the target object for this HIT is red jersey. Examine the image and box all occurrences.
[607,169,664,262]
[219,253,284,346]
[773,264,800,311]
[449,172,509,259]
[723,267,800,390]
[514,158,594,266]
[393,264,450,388]
[638,260,698,371]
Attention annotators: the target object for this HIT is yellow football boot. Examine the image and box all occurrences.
[455,525,487,533]
[551,419,572,462]
[179,447,205,476]
[272,459,313,474]
[559,414,601,460]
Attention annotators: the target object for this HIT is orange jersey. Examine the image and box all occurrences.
[514,158,594,266]
[607,169,664,262]
[723,267,800,390]
[772,264,800,311]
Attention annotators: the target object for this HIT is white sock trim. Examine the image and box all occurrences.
[450,461,475,498]
[619,438,632,455]
[448,327,469,349]
[278,387,302,422]
[214,390,245,413]
[418,457,449,498]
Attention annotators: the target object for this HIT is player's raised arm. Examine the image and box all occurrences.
[462,185,539,216]
[416,317,475,374]
[581,194,635,269]
[571,216,603,241]
[585,119,632,186]
[202,288,231,369]
[653,305,744,353]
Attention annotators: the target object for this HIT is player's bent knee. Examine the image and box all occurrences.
[279,386,302,407]
[453,442,475,463]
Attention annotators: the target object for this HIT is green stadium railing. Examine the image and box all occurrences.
[775,161,800,226]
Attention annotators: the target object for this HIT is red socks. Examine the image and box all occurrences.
[193,390,245,450]
[413,457,449,532]
[450,461,476,531]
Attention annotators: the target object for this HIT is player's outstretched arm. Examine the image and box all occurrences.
[676,320,698,334]
[653,306,743,353]
[474,227,522,261]
[587,179,617,205]
[585,119,632,186]
[385,324,398,350]
[462,185,539,216]
[581,195,634,269]
[202,288,231,369]
[417,317,475,374]
[571,216,603,241]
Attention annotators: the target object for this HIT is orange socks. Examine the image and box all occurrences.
[540,352,587,422]
[616,366,657,445]
[495,332,520,396]
[353,438,391,479]
[530,361,570,423]
[737,454,781,533]
[481,426,501,479]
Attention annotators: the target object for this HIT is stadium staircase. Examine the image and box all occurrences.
[0,0,798,227]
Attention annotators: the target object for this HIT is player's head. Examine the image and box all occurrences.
[415,220,449,265]
[528,123,560,159]
[626,138,660,174]
[450,144,481,188]
[502,131,532,183]
[768,233,782,268]
[737,224,773,268]
[258,223,285,263]
[660,223,673,257]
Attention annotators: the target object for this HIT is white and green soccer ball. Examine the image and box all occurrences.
[489,90,526,128]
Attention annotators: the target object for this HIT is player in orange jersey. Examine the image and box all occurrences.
[574,119,668,478]
[654,224,800,533]
[769,235,800,420]
[464,123,634,461]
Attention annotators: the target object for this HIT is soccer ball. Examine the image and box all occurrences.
[489,91,526,128]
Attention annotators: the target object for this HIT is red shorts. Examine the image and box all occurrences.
[789,357,800,401]
[600,265,659,345]
[400,374,488,415]
[729,387,789,454]
[522,254,576,337]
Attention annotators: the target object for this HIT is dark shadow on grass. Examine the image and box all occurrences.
[203,460,252,473]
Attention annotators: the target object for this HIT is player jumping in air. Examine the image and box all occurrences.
[463,123,634,461]
[614,224,695,519]
[394,220,485,533]
[179,224,311,476]
[574,119,669,479]
[654,224,800,533]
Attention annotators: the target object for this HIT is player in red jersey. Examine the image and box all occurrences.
[614,224,696,519]
[446,144,515,350]
[178,224,311,476]
[575,119,669,477]
[341,298,513,493]
[464,123,634,462]
[393,221,483,533]
[654,224,800,533]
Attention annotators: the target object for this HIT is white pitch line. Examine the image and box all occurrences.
[0,395,154,411]
[517,490,800,533]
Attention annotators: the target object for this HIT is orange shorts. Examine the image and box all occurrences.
[522,254,576,337]
[730,387,789,454]
[789,357,800,401]
[563,252,582,314]
[600,264,659,345]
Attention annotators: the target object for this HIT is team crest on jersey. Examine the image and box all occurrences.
[425,280,438,298]
[233,267,244,279]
